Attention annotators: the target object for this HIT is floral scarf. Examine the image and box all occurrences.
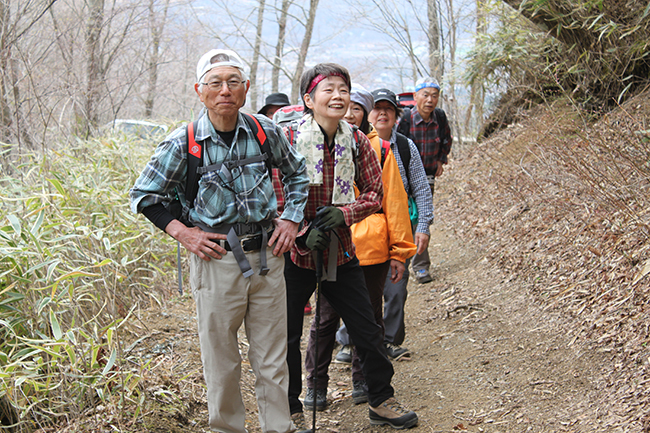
[294,114,356,205]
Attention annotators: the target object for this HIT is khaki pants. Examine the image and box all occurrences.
[190,249,293,433]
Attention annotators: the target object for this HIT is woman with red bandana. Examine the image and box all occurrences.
[303,84,416,410]
[279,63,419,431]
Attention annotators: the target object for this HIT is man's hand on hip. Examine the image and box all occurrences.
[269,218,299,256]
[166,219,227,261]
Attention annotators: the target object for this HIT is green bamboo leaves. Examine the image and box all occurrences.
[0,135,177,429]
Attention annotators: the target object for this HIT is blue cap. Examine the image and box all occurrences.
[415,77,440,92]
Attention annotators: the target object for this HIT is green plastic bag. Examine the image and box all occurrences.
[408,196,418,227]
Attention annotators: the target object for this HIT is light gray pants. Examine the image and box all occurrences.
[190,250,293,433]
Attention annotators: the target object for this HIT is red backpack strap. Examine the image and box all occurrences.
[242,113,272,176]
[185,120,202,209]
[379,138,391,167]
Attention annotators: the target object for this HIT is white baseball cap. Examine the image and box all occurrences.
[196,49,247,82]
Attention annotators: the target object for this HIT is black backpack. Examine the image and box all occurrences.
[394,132,411,184]
[397,107,449,151]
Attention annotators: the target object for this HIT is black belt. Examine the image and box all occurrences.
[195,220,273,277]
[215,231,271,252]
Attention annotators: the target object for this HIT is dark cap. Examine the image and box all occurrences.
[258,93,290,115]
[371,88,398,109]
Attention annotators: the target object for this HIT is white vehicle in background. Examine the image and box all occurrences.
[103,119,168,138]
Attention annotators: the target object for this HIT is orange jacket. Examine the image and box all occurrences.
[351,127,416,266]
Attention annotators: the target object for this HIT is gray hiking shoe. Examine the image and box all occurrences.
[352,380,368,404]
[303,387,327,411]
[415,269,433,284]
[291,412,312,433]
[334,345,352,364]
[385,343,411,361]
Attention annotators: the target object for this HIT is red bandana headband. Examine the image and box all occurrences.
[306,72,347,94]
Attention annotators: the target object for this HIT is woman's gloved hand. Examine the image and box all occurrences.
[314,206,345,232]
[305,228,330,251]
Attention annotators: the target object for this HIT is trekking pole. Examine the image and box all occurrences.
[311,249,324,433]
[176,240,183,296]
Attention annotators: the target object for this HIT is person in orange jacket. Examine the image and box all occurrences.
[303,84,416,409]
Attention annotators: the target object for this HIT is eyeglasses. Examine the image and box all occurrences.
[200,79,246,90]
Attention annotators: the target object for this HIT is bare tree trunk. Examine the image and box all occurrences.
[0,0,13,143]
[443,0,458,154]
[272,0,291,95]
[427,0,442,80]
[405,24,419,85]
[464,0,487,139]
[0,0,33,147]
[80,0,105,137]
[290,0,319,103]
[144,0,170,118]
[249,0,266,112]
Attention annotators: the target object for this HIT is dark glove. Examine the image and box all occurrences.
[305,228,330,251]
[314,206,345,232]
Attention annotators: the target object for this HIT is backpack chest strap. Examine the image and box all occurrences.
[196,153,269,182]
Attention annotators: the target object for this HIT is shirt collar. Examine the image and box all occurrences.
[413,107,437,126]
[195,111,249,143]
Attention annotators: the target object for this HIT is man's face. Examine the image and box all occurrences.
[196,66,249,119]
[263,105,283,119]
[414,87,439,118]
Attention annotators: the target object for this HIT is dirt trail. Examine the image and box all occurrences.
[133,196,616,432]
[295,218,611,433]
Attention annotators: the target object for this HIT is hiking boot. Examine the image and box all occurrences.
[334,345,352,364]
[385,343,410,361]
[291,412,312,433]
[303,388,327,411]
[352,380,368,404]
[369,397,418,429]
[415,269,432,284]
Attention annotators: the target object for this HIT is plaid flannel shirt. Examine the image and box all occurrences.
[131,112,308,227]
[274,126,383,270]
[408,107,452,176]
[389,128,434,235]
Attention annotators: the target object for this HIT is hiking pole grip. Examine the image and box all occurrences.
[311,250,324,433]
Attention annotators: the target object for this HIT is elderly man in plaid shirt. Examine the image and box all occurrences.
[130,48,309,433]
[398,77,452,284]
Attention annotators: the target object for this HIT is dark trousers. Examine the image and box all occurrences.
[383,257,410,345]
[412,182,435,273]
[305,262,389,386]
[285,255,394,414]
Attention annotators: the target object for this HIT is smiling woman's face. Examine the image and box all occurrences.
[369,101,397,137]
[304,76,350,122]
[344,102,365,127]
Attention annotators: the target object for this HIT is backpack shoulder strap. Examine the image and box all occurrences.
[351,127,362,181]
[185,120,201,209]
[379,138,391,167]
[242,113,272,176]
[434,107,450,142]
[434,107,447,125]
[397,107,412,138]
[395,132,411,181]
